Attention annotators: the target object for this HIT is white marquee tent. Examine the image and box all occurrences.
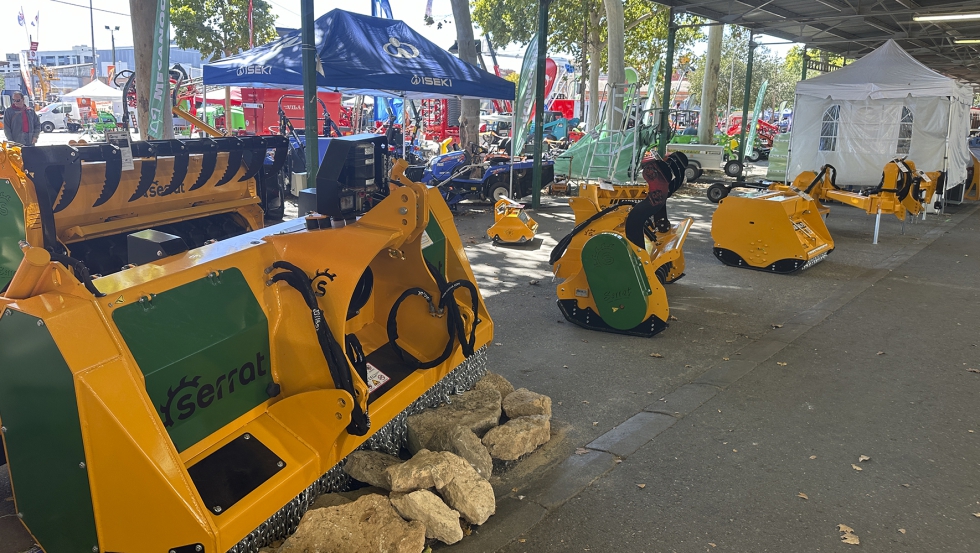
[788,40,972,189]
[61,80,124,117]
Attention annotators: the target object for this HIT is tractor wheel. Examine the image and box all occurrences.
[487,182,511,203]
[724,159,743,178]
[42,121,55,133]
[684,163,703,183]
[746,150,761,162]
[707,183,729,203]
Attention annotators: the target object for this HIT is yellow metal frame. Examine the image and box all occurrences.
[554,186,692,330]
[0,156,493,551]
[487,198,538,243]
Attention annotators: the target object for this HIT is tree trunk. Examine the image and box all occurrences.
[450,0,481,161]
[130,0,173,140]
[586,11,602,131]
[603,0,625,129]
[697,23,722,145]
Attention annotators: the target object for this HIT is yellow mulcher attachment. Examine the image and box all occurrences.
[712,160,939,274]
[549,152,693,337]
[487,197,538,244]
[0,138,492,552]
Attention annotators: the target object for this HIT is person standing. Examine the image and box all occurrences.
[3,93,41,146]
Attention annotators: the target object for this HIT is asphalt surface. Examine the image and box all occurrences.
[3,164,979,552]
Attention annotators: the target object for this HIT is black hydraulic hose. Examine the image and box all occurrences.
[49,251,104,297]
[549,204,624,266]
[269,264,370,436]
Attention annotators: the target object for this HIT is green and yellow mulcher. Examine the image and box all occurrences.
[0,136,492,552]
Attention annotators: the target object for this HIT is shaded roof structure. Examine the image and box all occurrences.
[652,0,980,88]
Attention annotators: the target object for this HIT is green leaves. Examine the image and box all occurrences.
[170,0,278,61]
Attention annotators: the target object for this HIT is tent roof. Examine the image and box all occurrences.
[62,79,122,100]
[795,40,973,104]
[202,9,514,100]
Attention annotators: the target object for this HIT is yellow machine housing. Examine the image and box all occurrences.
[0,146,492,552]
[551,184,691,337]
[711,188,834,273]
[487,197,538,243]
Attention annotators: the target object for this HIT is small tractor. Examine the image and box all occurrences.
[419,149,555,205]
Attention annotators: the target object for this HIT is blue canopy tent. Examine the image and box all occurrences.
[202,9,514,100]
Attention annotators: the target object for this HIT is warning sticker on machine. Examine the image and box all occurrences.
[366,363,391,393]
[420,231,434,249]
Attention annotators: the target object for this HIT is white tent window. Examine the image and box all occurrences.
[819,105,841,152]
[897,107,913,155]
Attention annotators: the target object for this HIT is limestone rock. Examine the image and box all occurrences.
[446,425,493,479]
[474,371,515,399]
[387,449,459,492]
[338,486,389,502]
[502,388,552,419]
[343,450,402,490]
[278,494,425,553]
[438,457,496,525]
[406,388,502,453]
[309,493,351,510]
[482,415,551,461]
[390,489,464,545]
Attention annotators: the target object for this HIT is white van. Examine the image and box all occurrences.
[37,102,76,133]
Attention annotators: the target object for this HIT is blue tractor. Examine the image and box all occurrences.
[419,150,555,205]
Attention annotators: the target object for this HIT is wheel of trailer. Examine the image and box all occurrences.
[41,122,55,133]
[724,159,743,178]
[685,162,703,183]
[707,183,729,203]
[746,150,761,162]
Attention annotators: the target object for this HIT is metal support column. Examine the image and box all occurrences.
[301,0,319,186]
[531,0,552,209]
[737,30,756,164]
[658,8,676,157]
[801,47,808,81]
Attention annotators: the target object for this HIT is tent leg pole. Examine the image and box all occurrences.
[873,208,881,245]
[301,0,319,188]
[658,9,675,158]
[737,31,756,164]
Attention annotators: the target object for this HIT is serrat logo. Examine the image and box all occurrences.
[312,268,337,297]
[159,352,268,427]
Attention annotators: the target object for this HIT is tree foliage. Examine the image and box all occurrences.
[171,0,278,61]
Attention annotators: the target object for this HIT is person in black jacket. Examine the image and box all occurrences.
[3,92,41,146]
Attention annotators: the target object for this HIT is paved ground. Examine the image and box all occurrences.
[3,164,978,552]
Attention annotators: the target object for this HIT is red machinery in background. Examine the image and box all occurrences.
[726,115,780,148]
[419,98,461,146]
[241,88,348,135]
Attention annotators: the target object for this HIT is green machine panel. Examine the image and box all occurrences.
[113,268,272,452]
[581,233,652,330]
[0,309,100,552]
[421,213,447,277]
[0,178,27,290]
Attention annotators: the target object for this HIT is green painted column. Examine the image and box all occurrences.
[737,30,755,164]
[658,8,676,157]
[531,0,552,209]
[801,47,808,81]
[301,0,319,186]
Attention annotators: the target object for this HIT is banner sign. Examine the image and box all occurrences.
[745,79,769,157]
[18,52,33,101]
[148,0,171,139]
[512,34,539,157]
[29,42,38,52]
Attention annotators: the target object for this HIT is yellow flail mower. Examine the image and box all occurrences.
[711,159,938,274]
[0,139,491,552]
[549,152,692,337]
[487,197,538,244]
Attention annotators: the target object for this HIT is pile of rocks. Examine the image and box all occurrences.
[268,372,553,552]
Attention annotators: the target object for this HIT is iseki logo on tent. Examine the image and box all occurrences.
[237,64,273,76]
[384,37,419,59]
[412,76,452,87]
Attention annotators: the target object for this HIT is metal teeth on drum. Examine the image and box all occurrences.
[227,346,489,553]
[801,252,828,271]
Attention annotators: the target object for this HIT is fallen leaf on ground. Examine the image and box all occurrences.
[581,339,587,342]
[859,455,871,462]
[668,315,678,321]
[838,524,860,545]
[809,455,817,460]
[777,362,788,366]
[685,364,693,368]
[650,352,664,358]
[518,539,526,543]
[899,529,906,534]
[771,324,783,329]
[582,400,590,404]
[592,421,599,426]
[723,357,730,361]
[615,459,623,464]
[709,543,716,548]
[563,365,569,368]
[637,484,646,489]
[851,464,863,471]
[798,492,809,500]
[968,368,980,374]
[877,351,886,355]
[902,484,911,488]
[575,448,589,455]
[973,513,980,518]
